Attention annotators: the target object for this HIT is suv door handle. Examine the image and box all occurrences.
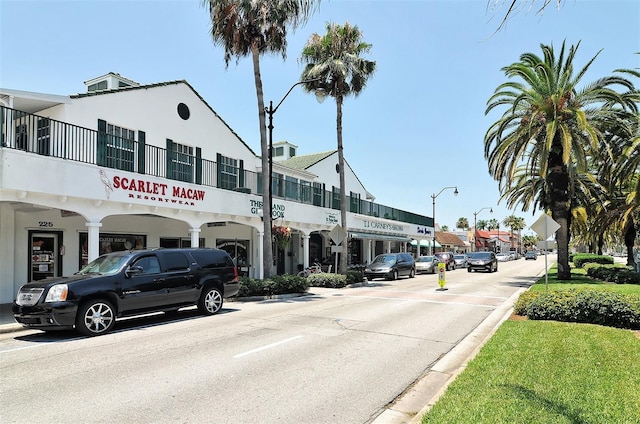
[154,277,166,283]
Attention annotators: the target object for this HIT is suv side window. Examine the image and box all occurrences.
[190,250,229,269]
[133,256,161,274]
[162,252,191,271]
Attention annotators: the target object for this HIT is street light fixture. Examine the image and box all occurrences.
[265,79,326,220]
[264,79,326,274]
[473,207,493,252]
[431,186,458,255]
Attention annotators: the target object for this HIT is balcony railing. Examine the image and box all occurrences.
[0,106,432,227]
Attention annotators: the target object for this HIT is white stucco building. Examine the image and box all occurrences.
[0,73,434,304]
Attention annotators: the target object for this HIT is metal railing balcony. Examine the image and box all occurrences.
[0,106,432,227]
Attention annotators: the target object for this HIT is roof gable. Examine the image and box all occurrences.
[435,232,466,247]
[71,79,257,156]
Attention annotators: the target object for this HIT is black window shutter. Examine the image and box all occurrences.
[239,159,244,188]
[195,147,202,184]
[166,139,174,179]
[137,131,146,174]
[97,119,107,166]
[216,153,222,188]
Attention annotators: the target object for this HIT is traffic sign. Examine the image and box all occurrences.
[437,262,447,290]
[329,224,347,245]
[530,214,560,240]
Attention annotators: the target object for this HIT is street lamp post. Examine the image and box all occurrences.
[473,207,493,252]
[431,186,458,255]
[264,79,325,275]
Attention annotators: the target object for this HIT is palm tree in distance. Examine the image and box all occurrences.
[485,41,637,279]
[299,21,376,273]
[503,215,526,253]
[456,217,469,230]
[477,220,489,231]
[205,0,320,278]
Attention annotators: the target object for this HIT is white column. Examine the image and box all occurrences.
[85,222,102,262]
[189,227,201,247]
[0,204,16,303]
[303,234,310,269]
[256,229,264,279]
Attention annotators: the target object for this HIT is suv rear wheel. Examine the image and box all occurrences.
[198,286,223,315]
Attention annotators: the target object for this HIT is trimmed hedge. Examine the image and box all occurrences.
[237,274,309,297]
[585,263,640,285]
[571,253,614,268]
[514,289,640,330]
[307,272,348,288]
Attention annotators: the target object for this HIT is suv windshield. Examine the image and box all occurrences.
[77,253,130,275]
[469,252,492,260]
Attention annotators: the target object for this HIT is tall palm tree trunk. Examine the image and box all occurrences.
[623,218,636,267]
[336,93,347,274]
[548,160,571,280]
[250,42,273,278]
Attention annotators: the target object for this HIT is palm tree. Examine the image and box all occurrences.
[489,0,564,32]
[477,219,489,230]
[503,215,526,253]
[205,0,320,278]
[299,21,376,273]
[487,219,500,231]
[456,217,469,230]
[522,234,540,250]
[485,41,637,279]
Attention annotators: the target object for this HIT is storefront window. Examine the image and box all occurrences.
[79,233,146,267]
[216,239,249,276]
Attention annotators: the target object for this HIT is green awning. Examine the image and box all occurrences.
[410,239,441,248]
[349,232,412,242]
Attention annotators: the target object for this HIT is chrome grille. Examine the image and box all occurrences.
[16,288,44,306]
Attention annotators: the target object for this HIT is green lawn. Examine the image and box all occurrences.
[420,263,640,423]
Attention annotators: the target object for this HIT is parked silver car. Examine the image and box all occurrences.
[453,254,468,269]
[415,256,438,274]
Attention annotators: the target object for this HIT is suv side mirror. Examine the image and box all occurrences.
[126,265,144,277]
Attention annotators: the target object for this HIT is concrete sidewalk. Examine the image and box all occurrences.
[0,303,23,334]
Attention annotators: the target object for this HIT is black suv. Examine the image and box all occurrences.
[434,251,456,271]
[467,251,498,273]
[364,253,416,281]
[13,248,239,336]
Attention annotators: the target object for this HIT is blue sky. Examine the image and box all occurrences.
[1,0,639,235]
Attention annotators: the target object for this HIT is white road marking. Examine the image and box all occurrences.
[234,335,303,358]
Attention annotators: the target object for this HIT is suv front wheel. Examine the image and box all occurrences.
[76,299,116,336]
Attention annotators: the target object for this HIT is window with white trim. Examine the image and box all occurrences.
[106,123,136,171]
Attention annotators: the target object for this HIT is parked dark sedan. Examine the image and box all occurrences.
[467,251,498,273]
[364,253,416,281]
[434,251,456,271]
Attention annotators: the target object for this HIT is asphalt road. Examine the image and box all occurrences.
[0,256,551,424]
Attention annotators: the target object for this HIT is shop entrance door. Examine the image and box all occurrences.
[29,231,63,281]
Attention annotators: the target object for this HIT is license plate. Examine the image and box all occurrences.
[17,288,44,306]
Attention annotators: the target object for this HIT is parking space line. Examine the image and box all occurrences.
[234,335,304,359]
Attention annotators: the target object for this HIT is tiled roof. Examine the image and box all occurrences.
[435,232,466,247]
[280,151,335,170]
